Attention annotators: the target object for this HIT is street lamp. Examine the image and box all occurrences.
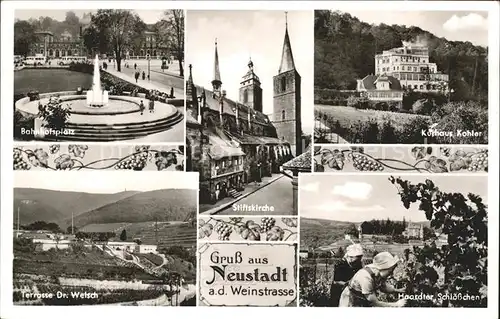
[147,54,151,81]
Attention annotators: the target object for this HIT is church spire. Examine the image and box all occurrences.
[212,39,222,90]
[278,11,296,74]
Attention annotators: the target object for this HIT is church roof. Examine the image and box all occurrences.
[194,85,272,127]
[278,26,296,74]
[206,130,246,160]
[282,145,312,171]
[228,132,286,145]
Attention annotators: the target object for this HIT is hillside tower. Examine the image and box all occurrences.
[272,12,302,156]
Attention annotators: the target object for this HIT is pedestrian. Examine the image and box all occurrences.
[339,251,406,307]
[134,63,137,70]
[149,98,155,113]
[139,100,145,115]
[330,244,364,307]
[134,71,139,83]
[142,71,145,80]
[147,74,150,81]
[170,87,174,98]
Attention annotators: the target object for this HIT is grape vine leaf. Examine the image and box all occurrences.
[155,151,177,170]
[229,217,243,223]
[321,149,345,170]
[239,220,261,241]
[281,217,297,228]
[314,146,322,155]
[411,147,427,160]
[68,145,88,158]
[28,149,49,167]
[267,226,284,241]
[54,154,74,170]
[198,219,213,239]
[135,145,150,153]
[424,156,448,173]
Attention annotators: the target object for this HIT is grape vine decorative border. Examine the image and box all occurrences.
[314,146,488,173]
[13,145,184,171]
[198,217,298,242]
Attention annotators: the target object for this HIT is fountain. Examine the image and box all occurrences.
[86,55,109,107]
[15,54,184,141]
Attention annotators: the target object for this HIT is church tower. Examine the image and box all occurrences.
[239,58,263,113]
[272,12,302,156]
[211,39,222,97]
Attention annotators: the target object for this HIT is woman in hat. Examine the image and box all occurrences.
[339,251,406,307]
[330,244,364,307]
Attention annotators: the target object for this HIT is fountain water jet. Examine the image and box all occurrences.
[86,55,109,107]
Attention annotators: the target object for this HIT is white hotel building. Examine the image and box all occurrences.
[374,41,449,92]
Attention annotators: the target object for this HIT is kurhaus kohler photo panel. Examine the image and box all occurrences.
[184,10,313,216]
[13,171,197,306]
[313,10,489,144]
[14,9,185,142]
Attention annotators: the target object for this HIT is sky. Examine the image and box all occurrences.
[300,174,488,222]
[14,171,198,193]
[14,9,164,24]
[186,10,314,133]
[346,10,489,47]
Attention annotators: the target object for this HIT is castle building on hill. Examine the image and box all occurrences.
[375,40,449,92]
[403,223,424,239]
[356,38,449,105]
[186,14,304,206]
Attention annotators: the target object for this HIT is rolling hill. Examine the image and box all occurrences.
[13,188,139,226]
[69,189,197,227]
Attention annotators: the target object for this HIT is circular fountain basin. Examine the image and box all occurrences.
[16,94,141,116]
[15,91,179,126]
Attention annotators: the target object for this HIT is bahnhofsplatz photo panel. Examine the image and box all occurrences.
[185,10,314,216]
[298,173,488,308]
[14,9,185,142]
[13,171,197,306]
[313,10,489,144]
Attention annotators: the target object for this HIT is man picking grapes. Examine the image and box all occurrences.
[330,244,364,307]
[339,252,406,307]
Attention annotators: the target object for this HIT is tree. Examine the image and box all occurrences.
[389,176,487,307]
[157,10,184,77]
[37,97,71,139]
[64,11,80,26]
[67,226,78,234]
[14,20,37,56]
[89,10,146,71]
[120,229,127,241]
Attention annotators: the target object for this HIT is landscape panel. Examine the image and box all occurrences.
[299,174,488,308]
[314,10,488,144]
[13,171,198,306]
[14,9,185,142]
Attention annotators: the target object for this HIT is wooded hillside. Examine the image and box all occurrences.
[315,10,488,102]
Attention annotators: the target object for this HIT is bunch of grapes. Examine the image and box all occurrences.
[115,152,148,170]
[48,145,59,154]
[352,154,384,171]
[260,217,276,233]
[214,222,232,240]
[440,147,451,157]
[13,149,30,170]
[467,151,488,172]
